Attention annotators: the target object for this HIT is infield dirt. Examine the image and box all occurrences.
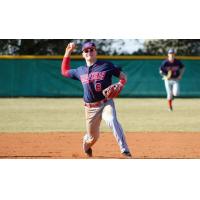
[0,132,200,159]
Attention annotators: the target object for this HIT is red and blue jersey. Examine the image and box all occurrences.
[160,59,184,79]
[62,58,121,103]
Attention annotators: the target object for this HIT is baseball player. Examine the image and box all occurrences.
[61,42,132,158]
[159,49,185,111]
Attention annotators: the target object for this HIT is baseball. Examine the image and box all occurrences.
[69,42,76,49]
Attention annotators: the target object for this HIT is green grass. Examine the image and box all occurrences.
[0,98,200,132]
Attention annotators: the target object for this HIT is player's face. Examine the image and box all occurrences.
[168,53,175,62]
[82,48,97,62]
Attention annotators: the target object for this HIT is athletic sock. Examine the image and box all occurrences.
[168,99,173,109]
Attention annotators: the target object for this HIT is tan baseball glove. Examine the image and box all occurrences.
[162,70,172,80]
[102,83,124,99]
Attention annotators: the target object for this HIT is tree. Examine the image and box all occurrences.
[0,39,73,55]
[143,39,200,56]
[0,39,126,55]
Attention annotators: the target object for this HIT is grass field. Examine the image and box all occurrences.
[0,98,200,132]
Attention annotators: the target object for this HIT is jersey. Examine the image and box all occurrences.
[67,60,121,103]
[160,59,184,79]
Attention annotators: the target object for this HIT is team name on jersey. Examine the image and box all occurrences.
[80,71,106,84]
[166,66,180,71]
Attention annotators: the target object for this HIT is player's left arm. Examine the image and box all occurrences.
[102,66,127,99]
[177,62,185,80]
[102,71,127,99]
[110,63,127,86]
[118,71,127,86]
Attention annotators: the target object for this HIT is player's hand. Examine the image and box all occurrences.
[162,70,172,80]
[102,82,124,99]
[64,42,76,57]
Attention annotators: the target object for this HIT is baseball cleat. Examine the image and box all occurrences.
[168,106,173,112]
[84,147,93,157]
[122,151,132,158]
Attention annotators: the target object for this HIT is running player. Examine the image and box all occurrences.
[61,42,132,158]
[159,48,185,111]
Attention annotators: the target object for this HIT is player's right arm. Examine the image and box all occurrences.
[159,61,167,76]
[61,42,76,77]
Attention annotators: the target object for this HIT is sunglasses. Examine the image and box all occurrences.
[83,48,95,53]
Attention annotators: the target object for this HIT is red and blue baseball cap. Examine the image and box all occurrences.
[82,42,96,51]
[168,48,175,54]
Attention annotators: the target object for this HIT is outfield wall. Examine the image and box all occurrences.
[0,55,200,97]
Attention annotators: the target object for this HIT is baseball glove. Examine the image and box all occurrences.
[102,83,124,99]
[162,70,172,80]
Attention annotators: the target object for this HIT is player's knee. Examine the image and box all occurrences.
[173,91,179,97]
[167,94,173,100]
[103,113,113,122]
[105,117,116,129]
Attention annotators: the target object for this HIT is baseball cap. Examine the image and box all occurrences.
[168,48,175,54]
[82,42,96,51]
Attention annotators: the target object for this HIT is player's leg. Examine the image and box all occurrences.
[102,99,131,157]
[166,80,180,112]
[172,80,180,97]
[164,80,173,111]
[83,106,102,156]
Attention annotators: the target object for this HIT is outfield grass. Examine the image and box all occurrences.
[0,98,200,132]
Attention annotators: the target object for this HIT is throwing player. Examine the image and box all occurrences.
[61,41,132,158]
[159,49,185,111]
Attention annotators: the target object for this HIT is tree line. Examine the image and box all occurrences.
[1,39,200,56]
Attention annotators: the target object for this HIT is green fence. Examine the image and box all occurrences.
[0,56,200,97]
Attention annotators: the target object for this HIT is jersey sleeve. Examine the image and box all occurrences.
[159,61,167,75]
[179,60,185,69]
[67,69,80,80]
[109,62,121,77]
[61,57,80,80]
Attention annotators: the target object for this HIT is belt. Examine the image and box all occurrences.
[84,99,108,108]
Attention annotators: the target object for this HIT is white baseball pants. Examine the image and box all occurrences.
[83,99,130,154]
[164,79,180,100]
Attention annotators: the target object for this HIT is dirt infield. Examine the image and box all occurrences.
[0,132,200,159]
